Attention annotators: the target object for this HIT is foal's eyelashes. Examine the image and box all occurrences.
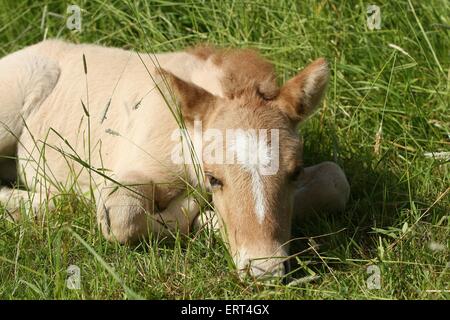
[205,172,223,190]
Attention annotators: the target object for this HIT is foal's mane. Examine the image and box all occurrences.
[187,44,279,104]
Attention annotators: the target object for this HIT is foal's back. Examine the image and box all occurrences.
[1,40,187,190]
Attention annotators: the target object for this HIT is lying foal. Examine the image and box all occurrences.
[0,40,349,278]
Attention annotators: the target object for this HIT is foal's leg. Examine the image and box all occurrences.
[293,161,350,223]
[0,49,60,219]
[96,175,200,244]
[191,209,221,233]
[0,186,55,221]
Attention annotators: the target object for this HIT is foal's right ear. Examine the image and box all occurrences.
[158,68,217,122]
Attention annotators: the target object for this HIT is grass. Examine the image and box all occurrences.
[0,0,449,299]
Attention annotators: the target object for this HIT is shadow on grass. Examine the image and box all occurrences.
[288,144,414,279]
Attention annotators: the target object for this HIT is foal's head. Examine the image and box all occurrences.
[164,47,329,279]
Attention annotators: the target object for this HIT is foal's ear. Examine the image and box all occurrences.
[276,58,329,123]
[159,69,216,122]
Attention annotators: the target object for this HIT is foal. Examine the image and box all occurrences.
[0,40,349,278]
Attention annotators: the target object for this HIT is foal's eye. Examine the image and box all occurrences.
[206,173,223,189]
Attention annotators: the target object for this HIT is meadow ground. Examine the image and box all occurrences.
[0,0,449,299]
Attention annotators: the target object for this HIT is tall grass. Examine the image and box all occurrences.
[0,0,449,299]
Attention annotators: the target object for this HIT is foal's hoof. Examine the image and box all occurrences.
[191,210,221,233]
[97,190,149,245]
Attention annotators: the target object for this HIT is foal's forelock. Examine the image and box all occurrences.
[187,44,279,101]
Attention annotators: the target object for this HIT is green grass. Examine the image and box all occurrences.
[0,0,449,299]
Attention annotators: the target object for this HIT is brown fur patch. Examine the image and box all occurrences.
[187,44,217,60]
[186,45,329,127]
[188,44,279,102]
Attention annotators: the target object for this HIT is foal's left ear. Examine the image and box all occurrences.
[276,58,329,123]
[159,68,217,122]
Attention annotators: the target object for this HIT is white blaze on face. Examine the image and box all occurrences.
[233,130,272,224]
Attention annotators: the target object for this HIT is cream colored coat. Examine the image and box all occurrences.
[0,40,349,278]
